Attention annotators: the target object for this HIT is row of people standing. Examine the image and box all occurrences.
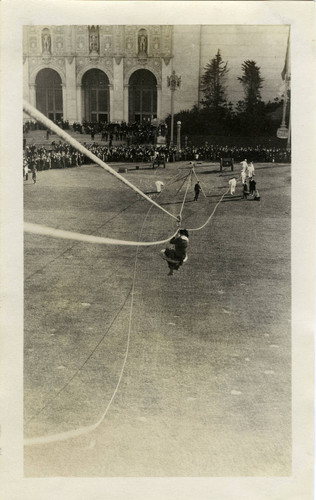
[229,159,260,200]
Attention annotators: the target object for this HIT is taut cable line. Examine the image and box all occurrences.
[23,100,178,222]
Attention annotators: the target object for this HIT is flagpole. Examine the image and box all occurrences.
[277,29,290,140]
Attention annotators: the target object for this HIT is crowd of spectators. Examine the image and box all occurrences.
[23,119,70,134]
[24,118,290,163]
[24,143,84,171]
[73,120,158,145]
[23,139,291,173]
[24,119,162,145]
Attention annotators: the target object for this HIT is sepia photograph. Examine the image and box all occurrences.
[1,1,315,499]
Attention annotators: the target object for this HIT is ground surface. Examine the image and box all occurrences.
[24,160,291,477]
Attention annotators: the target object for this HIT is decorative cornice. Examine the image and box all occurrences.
[42,55,51,64]
[89,54,99,62]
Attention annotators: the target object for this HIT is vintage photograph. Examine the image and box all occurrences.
[1,1,315,499]
[23,23,292,477]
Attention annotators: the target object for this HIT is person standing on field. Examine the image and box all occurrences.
[32,166,37,184]
[194,181,201,201]
[229,177,237,195]
[248,161,255,180]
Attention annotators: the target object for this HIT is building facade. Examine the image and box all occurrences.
[23,25,288,124]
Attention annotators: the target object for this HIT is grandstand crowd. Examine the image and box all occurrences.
[23,140,291,172]
[24,119,160,145]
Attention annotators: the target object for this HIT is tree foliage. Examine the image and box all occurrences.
[237,60,264,112]
[165,55,285,139]
[200,49,229,113]
[236,60,265,134]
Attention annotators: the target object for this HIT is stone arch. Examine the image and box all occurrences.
[124,65,161,87]
[30,63,65,86]
[34,68,64,121]
[77,64,112,87]
[81,68,111,122]
[128,68,158,123]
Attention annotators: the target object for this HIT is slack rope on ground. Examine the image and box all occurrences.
[23,100,178,222]
[24,171,171,447]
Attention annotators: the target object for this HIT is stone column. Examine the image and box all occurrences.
[29,84,37,108]
[65,57,77,123]
[76,85,82,122]
[109,84,114,122]
[23,57,30,102]
[113,57,124,122]
[123,84,129,122]
[157,86,162,120]
[61,84,67,120]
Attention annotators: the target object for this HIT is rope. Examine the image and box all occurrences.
[24,170,182,446]
[24,222,179,247]
[25,288,133,427]
[187,187,230,232]
[23,169,189,247]
[25,216,150,447]
[179,170,192,219]
[23,100,178,222]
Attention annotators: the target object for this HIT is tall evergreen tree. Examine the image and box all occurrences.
[200,50,229,127]
[237,60,264,134]
[237,60,264,112]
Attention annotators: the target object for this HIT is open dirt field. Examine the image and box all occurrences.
[24,160,291,477]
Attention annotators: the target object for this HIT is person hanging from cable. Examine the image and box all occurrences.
[160,228,189,276]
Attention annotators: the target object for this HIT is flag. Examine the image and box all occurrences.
[281,31,290,81]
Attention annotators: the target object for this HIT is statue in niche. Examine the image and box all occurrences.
[42,29,51,54]
[138,30,148,55]
[89,26,100,53]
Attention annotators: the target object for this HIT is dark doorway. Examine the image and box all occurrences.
[82,69,110,122]
[129,70,157,123]
[36,69,63,121]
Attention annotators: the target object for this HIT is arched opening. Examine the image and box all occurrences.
[129,70,157,124]
[36,69,63,121]
[82,69,110,123]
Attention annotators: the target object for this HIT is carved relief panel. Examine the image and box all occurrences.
[75,26,88,54]
[162,25,173,56]
[113,26,124,55]
[54,35,64,55]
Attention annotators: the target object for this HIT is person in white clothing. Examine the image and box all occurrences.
[155,180,164,193]
[248,161,255,179]
[228,177,237,195]
[241,170,247,183]
[240,159,248,173]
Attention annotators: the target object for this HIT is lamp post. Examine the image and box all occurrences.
[176,121,181,158]
[167,70,181,147]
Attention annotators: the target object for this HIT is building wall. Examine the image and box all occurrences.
[172,25,201,113]
[23,25,289,123]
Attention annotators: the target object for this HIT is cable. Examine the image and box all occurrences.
[187,188,230,232]
[23,100,178,222]
[24,222,179,247]
[23,169,190,247]
[179,169,192,220]
[24,168,183,446]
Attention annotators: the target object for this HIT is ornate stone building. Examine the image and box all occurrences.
[23,25,288,124]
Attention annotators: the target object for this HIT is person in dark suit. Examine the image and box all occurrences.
[194,182,201,201]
